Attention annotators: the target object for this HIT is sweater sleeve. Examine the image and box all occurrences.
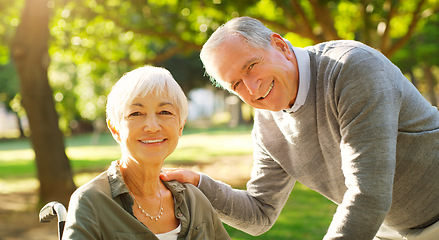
[323,46,401,239]
[198,142,295,236]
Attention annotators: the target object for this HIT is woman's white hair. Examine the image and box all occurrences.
[200,16,273,88]
[106,65,188,130]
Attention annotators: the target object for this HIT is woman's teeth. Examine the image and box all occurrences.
[141,139,164,144]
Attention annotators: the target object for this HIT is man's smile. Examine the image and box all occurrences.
[259,81,274,100]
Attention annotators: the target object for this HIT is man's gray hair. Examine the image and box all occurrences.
[200,17,273,89]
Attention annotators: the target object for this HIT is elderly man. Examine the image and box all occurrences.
[162,16,439,240]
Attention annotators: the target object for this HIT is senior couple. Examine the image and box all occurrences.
[63,17,439,240]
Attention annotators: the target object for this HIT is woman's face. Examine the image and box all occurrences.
[115,94,183,165]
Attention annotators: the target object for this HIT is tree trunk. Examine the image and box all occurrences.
[14,111,25,138]
[11,0,76,207]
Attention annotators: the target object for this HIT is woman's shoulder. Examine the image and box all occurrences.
[164,180,207,201]
[71,171,110,199]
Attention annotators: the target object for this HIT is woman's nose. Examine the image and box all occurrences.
[143,115,160,132]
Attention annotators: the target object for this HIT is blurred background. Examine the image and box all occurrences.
[0,0,438,239]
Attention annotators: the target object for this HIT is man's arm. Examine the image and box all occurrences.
[162,152,295,236]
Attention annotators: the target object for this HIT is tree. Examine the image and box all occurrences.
[1,0,437,205]
[48,0,436,128]
[0,63,24,137]
[415,11,439,106]
[392,9,439,106]
[0,0,25,138]
[247,0,436,58]
[10,0,75,206]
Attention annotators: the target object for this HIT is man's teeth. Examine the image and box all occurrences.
[141,139,164,143]
[261,81,274,99]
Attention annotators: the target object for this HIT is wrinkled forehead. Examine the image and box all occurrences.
[208,35,264,88]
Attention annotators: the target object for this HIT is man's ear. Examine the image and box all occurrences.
[107,119,121,143]
[270,33,293,60]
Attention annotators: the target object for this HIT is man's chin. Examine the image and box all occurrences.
[256,105,285,112]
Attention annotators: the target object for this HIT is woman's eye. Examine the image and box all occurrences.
[160,110,173,115]
[128,111,142,117]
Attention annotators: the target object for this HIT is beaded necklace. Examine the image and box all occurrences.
[130,190,164,221]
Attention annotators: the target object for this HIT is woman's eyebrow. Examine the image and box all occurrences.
[159,102,174,107]
[130,102,143,107]
[130,102,174,107]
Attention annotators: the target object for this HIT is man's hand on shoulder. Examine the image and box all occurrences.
[160,168,201,186]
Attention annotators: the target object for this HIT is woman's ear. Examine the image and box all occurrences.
[179,119,186,137]
[107,119,121,143]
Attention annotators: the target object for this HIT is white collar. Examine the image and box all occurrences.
[282,40,311,113]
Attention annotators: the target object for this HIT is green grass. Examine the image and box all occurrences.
[225,183,336,239]
[0,125,337,239]
[0,126,254,179]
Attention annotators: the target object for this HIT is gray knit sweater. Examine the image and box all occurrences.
[199,40,439,239]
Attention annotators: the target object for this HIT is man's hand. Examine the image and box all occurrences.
[160,168,200,186]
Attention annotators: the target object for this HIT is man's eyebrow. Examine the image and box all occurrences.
[241,57,259,71]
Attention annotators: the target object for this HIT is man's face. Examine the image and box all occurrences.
[209,33,300,111]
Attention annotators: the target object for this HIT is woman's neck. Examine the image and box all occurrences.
[119,157,163,197]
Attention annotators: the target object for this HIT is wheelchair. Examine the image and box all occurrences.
[39,201,67,240]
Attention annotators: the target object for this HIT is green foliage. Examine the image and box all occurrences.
[334,1,360,40]
[1,0,437,135]
[0,63,19,107]
[0,0,23,64]
[0,0,23,117]
[414,13,439,66]
[392,9,439,71]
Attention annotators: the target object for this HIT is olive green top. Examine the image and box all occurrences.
[63,160,230,240]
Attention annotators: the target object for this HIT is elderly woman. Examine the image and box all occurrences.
[62,66,230,239]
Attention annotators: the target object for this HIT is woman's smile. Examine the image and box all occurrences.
[140,139,166,144]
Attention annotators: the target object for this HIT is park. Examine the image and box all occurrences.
[1,0,438,239]
[0,127,337,239]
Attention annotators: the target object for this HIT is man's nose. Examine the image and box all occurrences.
[243,78,261,95]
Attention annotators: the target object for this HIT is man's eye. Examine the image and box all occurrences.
[248,62,256,70]
[233,81,241,91]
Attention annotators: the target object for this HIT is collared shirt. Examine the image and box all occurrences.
[63,160,230,240]
[283,40,311,113]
